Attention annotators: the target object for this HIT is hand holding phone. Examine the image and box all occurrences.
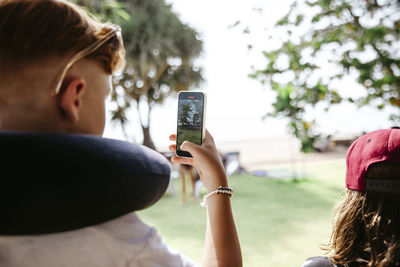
[176,91,206,158]
[169,130,228,192]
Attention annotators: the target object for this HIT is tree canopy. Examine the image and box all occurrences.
[250,0,400,152]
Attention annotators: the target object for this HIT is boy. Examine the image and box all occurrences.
[0,0,242,266]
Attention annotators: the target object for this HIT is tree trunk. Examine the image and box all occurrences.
[142,126,156,150]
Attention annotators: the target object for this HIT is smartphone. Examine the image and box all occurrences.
[176,91,206,158]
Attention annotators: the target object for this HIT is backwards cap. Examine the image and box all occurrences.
[346,128,400,192]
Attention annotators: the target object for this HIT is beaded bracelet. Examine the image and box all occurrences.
[200,186,234,208]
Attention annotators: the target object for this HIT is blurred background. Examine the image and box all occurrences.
[75,0,399,266]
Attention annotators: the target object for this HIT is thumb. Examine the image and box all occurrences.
[180,140,199,154]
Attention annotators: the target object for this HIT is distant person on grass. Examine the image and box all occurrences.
[0,0,242,266]
[303,128,400,267]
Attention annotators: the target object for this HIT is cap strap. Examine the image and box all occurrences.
[366,179,400,193]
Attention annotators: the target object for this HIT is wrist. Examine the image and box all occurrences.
[205,176,228,193]
[200,165,228,192]
[200,186,234,208]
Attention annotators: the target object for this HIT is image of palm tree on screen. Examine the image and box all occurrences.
[178,100,202,128]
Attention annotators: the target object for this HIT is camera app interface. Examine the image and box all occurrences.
[177,94,204,153]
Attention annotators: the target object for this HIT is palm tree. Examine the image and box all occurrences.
[111,0,203,149]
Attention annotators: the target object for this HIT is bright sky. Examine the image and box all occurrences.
[104,0,396,149]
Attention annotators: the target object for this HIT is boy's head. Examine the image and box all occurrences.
[0,0,125,135]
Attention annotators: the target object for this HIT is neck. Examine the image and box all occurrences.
[0,108,62,134]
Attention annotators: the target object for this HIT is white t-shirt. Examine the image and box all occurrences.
[0,212,200,267]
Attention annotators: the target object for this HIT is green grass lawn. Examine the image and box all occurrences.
[137,159,346,267]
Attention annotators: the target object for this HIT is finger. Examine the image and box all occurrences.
[180,140,200,155]
[168,144,176,152]
[171,156,193,166]
[169,134,176,141]
[205,129,213,140]
[203,129,214,144]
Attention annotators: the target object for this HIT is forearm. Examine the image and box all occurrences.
[202,192,242,267]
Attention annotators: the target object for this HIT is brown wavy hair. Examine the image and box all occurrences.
[325,162,400,267]
[0,0,125,76]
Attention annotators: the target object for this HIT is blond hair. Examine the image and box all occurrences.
[0,0,125,78]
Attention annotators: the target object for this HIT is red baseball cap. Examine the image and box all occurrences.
[346,128,400,192]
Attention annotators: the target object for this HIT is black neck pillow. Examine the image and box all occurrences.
[0,132,170,235]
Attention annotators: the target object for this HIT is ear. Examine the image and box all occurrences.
[59,78,86,123]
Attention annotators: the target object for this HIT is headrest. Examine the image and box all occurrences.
[0,132,170,235]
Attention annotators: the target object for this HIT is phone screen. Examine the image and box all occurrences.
[176,91,205,158]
